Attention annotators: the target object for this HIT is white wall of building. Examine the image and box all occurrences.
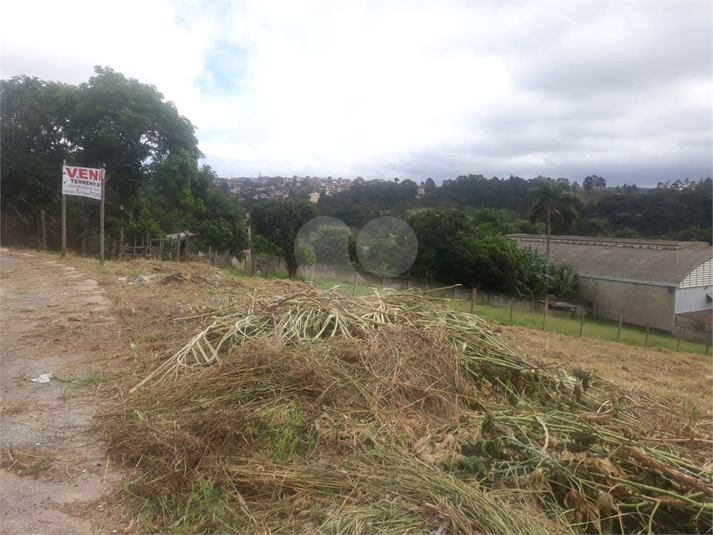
[674,285,713,314]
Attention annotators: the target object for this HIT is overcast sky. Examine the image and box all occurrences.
[2,1,711,186]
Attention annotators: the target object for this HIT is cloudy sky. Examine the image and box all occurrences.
[2,1,711,185]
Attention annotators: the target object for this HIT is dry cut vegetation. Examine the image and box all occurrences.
[84,258,713,535]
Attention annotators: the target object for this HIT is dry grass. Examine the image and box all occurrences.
[502,327,713,417]
[95,276,712,534]
[28,254,711,534]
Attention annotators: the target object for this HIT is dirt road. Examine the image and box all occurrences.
[1,249,131,535]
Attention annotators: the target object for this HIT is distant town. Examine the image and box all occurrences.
[214,175,427,202]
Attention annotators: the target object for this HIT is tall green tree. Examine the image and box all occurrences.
[312,226,351,267]
[67,66,201,217]
[250,199,319,277]
[1,68,251,256]
[582,176,595,191]
[1,76,77,221]
[424,177,436,194]
[527,177,580,269]
[408,208,473,280]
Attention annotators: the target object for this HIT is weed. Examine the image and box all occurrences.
[141,332,161,343]
[134,479,238,534]
[95,265,142,278]
[263,406,309,460]
[17,458,52,476]
[56,371,128,387]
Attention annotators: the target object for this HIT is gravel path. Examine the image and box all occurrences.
[1,249,131,535]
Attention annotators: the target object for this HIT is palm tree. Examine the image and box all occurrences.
[527,177,579,274]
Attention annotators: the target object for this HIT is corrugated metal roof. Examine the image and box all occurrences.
[507,234,713,286]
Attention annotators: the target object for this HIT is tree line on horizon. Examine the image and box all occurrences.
[315,173,711,243]
[2,69,710,297]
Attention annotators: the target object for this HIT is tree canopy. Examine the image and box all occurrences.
[250,199,320,277]
[1,76,76,219]
[1,67,247,256]
[528,177,580,261]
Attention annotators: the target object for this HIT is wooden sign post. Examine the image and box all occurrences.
[61,161,67,258]
[99,171,107,265]
[61,162,104,262]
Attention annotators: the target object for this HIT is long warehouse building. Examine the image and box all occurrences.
[507,235,712,342]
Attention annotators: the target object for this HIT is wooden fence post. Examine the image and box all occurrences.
[61,159,67,258]
[39,210,47,250]
[352,273,359,296]
[542,296,549,331]
[100,173,106,266]
[132,235,137,259]
[579,315,585,338]
[645,325,650,347]
[61,192,67,258]
[37,218,41,250]
[310,264,315,283]
[509,297,514,326]
[616,314,623,343]
[470,288,477,314]
[676,338,681,352]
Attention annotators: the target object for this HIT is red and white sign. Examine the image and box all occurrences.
[62,166,103,200]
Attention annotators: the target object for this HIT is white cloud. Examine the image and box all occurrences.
[2,0,711,184]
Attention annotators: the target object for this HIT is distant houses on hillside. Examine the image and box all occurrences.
[214,175,358,200]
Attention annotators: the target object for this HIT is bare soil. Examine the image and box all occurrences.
[0,249,134,535]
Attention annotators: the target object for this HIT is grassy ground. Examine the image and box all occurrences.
[450,301,710,355]
[19,255,711,355]
[10,250,712,535]
[223,267,711,355]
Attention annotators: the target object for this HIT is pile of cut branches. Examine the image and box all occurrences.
[101,287,712,534]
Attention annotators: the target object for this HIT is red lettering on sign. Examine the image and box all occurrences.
[89,170,100,181]
[65,167,78,178]
[79,169,88,179]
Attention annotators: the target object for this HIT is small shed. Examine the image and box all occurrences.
[166,230,199,261]
[507,235,712,341]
